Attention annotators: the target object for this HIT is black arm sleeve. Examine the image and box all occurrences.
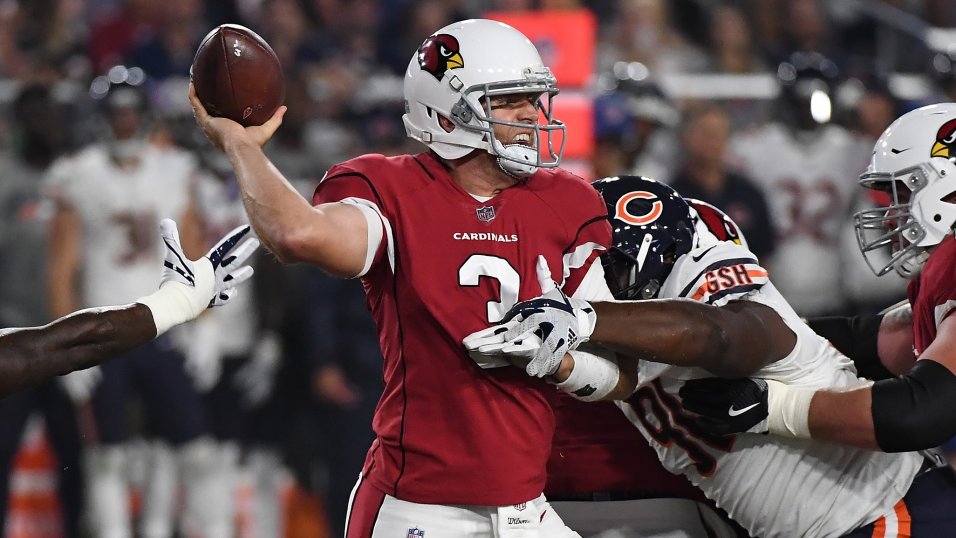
[807,314,894,381]
[871,359,956,452]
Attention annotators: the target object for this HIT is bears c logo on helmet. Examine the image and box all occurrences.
[418,34,464,81]
[932,118,956,159]
[615,191,663,225]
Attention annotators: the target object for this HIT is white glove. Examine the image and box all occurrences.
[59,366,102,403]
[463,255,597,378]
[137,219,259,336]
[234,331,282,407]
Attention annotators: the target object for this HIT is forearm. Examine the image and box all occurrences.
[783,360,956,452]
[0,305,155,397]
[223,137,320,262]
[807,387,879,450]
[590,299,781,377]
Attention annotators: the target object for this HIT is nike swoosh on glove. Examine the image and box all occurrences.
[463,255,596,378]
[679,377,769,436]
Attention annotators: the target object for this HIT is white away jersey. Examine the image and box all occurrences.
[616,239,922,538]
[192,173,257,356]
[45,144,195,308]
[729,123,870,314]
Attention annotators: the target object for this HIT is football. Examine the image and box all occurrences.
[191,24,284,127]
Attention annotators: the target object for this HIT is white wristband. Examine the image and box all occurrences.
[136,258,214,337]
[554,349,620,402]
[136,283,199,337]
[765,379,815,439]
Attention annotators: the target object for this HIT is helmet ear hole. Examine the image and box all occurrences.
[437,114,455,133]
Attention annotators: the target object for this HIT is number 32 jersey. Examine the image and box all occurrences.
[45,144,195,307]
[312,152,610,506]
[616,238,922,538]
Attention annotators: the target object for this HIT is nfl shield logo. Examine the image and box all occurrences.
[476,206,496,222]
[407,528,425,538]
[514,502,526,511]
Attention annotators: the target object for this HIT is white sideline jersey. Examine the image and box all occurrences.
[729,124,870,315]
[192,173,256,356]
[46,144,195,308]
[616,239,922,538]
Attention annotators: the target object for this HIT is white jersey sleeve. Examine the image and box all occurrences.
[660,241,768,307]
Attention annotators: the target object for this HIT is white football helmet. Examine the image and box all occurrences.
[854,103,956,278]
[402,19,565,178]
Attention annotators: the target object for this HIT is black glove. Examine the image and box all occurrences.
[679,377,770,436]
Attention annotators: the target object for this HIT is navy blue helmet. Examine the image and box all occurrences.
[592,176,695,300]
[776,51,839,127]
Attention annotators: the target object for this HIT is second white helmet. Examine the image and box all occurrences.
[855,103,956,277]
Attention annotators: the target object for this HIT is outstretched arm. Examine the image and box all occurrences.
[691,312,956,452]
[589,299,796,378]
[473,297,797,380]
[805,313,956,452]
[0,220,258,399]
[188,83,368,277]
[0,305,153,397]
[464,256,795,399]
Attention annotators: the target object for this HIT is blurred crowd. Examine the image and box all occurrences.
[1,0,956,536]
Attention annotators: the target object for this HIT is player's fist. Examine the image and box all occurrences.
[463,256,595,378]
[679,377,770,436]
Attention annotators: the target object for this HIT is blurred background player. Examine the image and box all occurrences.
[177,130,289,538]
[296,272,382,538]
[0,83,83,538]
[930,48,956,103]
[591,67,681,182]
[44,65,216,538]
[728,51,883,316]
[668,102,775,262]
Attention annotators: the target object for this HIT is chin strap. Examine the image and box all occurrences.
[492,139,539,178]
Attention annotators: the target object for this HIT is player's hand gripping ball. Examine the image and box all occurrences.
[191,24,284,127]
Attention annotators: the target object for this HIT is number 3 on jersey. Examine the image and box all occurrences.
[458,254,520,323]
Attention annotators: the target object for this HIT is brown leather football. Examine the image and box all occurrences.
[191,24,284,127]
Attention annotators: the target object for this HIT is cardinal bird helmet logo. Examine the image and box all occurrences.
[417,33,464,81]
[932,118,956,160]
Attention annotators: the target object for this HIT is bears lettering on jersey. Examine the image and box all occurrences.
[699,264,765,300]
[679,257,768,305]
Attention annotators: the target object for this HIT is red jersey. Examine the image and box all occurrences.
[908,235,956,354]
[545,394,705,501]
[312,152,610,505]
